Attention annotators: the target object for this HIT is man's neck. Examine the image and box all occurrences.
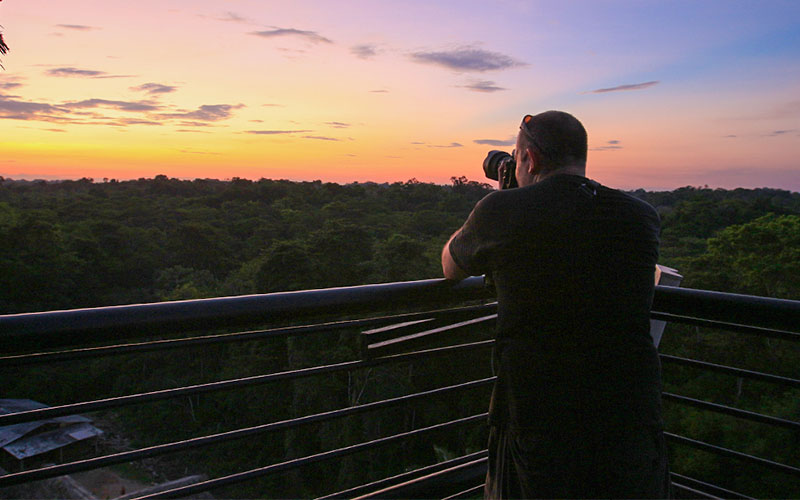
[532,164,586,184]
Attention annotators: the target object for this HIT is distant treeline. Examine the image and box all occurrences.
[1,175,798,498]
[1,175,798,314]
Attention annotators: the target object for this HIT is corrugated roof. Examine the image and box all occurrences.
[0,399,100,460]
[3,422,103,460]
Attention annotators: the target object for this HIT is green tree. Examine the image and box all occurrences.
[685,214,800,299]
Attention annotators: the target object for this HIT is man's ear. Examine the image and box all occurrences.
[526,146,540,175]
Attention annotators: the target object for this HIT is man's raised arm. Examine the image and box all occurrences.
[441,231,469,281]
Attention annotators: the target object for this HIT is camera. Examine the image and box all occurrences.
[483,150,518,189]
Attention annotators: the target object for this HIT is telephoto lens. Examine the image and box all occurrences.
[483,150,518,189]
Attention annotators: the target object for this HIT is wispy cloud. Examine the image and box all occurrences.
[585,81,659,94]
[46,67,133,79]
[131,82,177,94]
[216,12,249,23]
[250,28,333,44]
[159,104,244,121]
[0,81,22,90]
[428,142,463,148]
[55,24,99,31]
[369,89,389,93]
[0,91,242,129]
[473,137,515,146]
[351,44,377,59]
[62,99,162,112]
[0,95,68,122]
[590,140,623,151]
[325,121,350,128]
[765,129,796,137]
[460,80,506,93]
[410,46,524,72]
[179,149,221,155]
[303,135,340,141]
[245,129,311,135]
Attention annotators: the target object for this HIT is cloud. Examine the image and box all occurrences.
[250,28,333,44]
[0,95,68,121]
[351,44,377,59]
[55,24,99,31]
[473,137,515,146]
[216,12,248,23]
[369,89,389,93]
[585,81,659,94]
[62,98,162,112]
[0,89,241,128]
[177,121,214,128]
[46,67,134,79]
[428,142,463,148]
[410,47,524,72]
[159,104,244,121]
[179,149,221,155]
[245,129,311,135]
[325,121,350,128]
[303,135,340,141]
[44,128,67,132]
[460,80,507,93]
[765,129,796,137]
[0,81,22,90]
[116,118,163,126]
[590,140,623,151]
[131,83,177,94]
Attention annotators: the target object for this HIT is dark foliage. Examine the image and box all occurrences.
[1,177,798,497]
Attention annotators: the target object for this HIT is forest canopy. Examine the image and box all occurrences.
[1,175,799,314]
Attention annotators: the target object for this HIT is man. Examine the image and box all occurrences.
[442,111,670,498]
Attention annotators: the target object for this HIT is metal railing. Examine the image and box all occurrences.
[0,278,798,499]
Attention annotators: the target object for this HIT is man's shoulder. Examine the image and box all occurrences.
[597,183,659,219]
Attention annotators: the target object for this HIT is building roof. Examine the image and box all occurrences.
[0,399,101,460]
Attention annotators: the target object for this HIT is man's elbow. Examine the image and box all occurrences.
[442,245,469,281]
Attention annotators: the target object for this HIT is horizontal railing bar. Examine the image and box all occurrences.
[671,482,723,499]
[366,314,497,354]
[665,432,800,477]
[660,354,800,388]
[662,392,800,431]
[652,286,800,334]
[670,473,754,500]
[353,457,487,500]
[0,340,494,427]
[441,484,485,500]
[650,311,800,342]
[315,451,488,500]
[0,379,495,488]
[133,413,489,500]
[0,304,498,367]
[0,277,491,351]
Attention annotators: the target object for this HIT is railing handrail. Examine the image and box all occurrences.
[0,277,490,350]
[2,280,798,346]
[652,285,800,333]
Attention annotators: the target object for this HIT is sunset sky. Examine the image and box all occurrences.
[1,0,798,190]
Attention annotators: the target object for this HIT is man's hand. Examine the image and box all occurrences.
[442,231,469,281]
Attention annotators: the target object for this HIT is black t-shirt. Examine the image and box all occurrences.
[449,174,663,429]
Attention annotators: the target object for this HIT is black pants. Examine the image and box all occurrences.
[484,421,671,499]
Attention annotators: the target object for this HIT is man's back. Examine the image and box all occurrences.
[449,173,662,427]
